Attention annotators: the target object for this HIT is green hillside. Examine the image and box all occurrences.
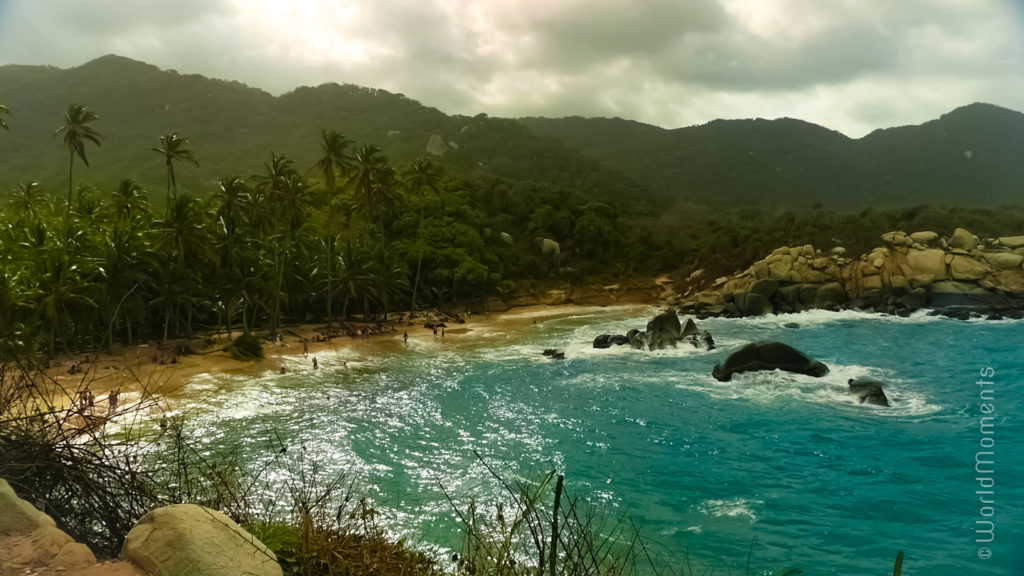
[1,55,1023,210]
[0,55,642,207]
[521,103,1024,209]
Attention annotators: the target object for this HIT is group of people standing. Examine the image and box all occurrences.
[76,387,120,417]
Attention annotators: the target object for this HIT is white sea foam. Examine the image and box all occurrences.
[692,497,762,522]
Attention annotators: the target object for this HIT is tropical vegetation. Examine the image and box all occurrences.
[4,95,1024,359]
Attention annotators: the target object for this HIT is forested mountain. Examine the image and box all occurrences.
[0,55,642,207]
[522,103,1024,208]
[1,55,1023,209]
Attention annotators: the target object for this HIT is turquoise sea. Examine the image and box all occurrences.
[169,307,1023,575]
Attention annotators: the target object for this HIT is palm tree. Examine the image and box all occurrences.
[0,102,9,131]
[55,103,102,212]
[254,153,307,337]
[109,179,152,228]
[313,130,353,324]
[350,143,401,233]
[402,158,444,311]
[153,133,199,216]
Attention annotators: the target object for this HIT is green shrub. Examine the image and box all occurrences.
[227,333,264,360]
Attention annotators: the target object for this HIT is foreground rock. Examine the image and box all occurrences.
[1,478,140,576]
[671,228,1024,319]
[712,342,830,382]
[848,378,891,407]
[121,504,283,576]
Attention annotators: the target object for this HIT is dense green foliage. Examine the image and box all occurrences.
[0,110,666,356]
[3,59,1024,358]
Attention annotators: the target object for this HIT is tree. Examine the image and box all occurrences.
[55,104,102,213]
[313,130,353,325]
[210,176,254,337]
[153,132,198,216]
[350,143,400,233]
[401,158,444,311]
[254,153,307,337]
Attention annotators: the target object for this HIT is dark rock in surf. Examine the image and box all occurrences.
[848,378,890,407]
[645,310,682,350]
[592,334,629,349]
[712,341,830,382]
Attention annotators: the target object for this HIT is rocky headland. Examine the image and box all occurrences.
[666,228,1024,320]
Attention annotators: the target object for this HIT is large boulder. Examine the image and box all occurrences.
[733,292,774,316]
[928,281,1015,311]
[998,235,1024,249]
[425,134,448,156]
[646,310,682,350]
[712,342,830,382]
[0,479,99,573]
[898,287,928,312]
[906,249,948,279]
[749,279,778,297]
[0,479,54,535]
[813,282,847,309]
[121,504,282,576]
[592,334,628,349]
[910,231,939,244]
[625,328,646,350]
[680,317,699,338]
[848,378,891,407]
[982,252,1023,270]
[949,227,979,251]
[949,256,988,281]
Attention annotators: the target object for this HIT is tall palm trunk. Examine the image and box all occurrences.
[410,204,425,311]
[67,152,75,213]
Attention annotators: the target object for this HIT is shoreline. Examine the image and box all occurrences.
[26,299,660,423]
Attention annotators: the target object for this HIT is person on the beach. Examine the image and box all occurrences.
[433,326,438,340]
[87,390,95,415]
[312,356,318,369]
[280,366,287,374]
[403,331,408,345]
[107,388,119,415]
[302,339,309,355]
[78,389,89,412]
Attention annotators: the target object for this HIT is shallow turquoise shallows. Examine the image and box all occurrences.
[175,307,1023,575]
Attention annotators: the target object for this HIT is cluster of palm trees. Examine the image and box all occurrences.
[0,101,478,357]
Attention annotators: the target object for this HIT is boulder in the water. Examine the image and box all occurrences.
[848,378,890,407]
[593,334,630,349]
[542,349,566,360]
[712,341,830,382]
[626,328,647,350]
[645,310,682,350]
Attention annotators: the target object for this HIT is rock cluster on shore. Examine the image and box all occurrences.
[668,228,1024,319]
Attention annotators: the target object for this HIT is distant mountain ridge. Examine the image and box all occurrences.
[0,54,1022,209]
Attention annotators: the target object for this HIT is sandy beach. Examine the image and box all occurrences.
[22,300,657,428]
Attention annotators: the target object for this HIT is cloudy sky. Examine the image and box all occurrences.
[1,0,1022,137]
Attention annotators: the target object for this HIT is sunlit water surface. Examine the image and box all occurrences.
[162,308,1023,575]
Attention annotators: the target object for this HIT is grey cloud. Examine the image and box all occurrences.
[1,0,1023,137]
[524,0,730,70]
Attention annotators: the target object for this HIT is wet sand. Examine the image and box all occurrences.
[24,303,656,427]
